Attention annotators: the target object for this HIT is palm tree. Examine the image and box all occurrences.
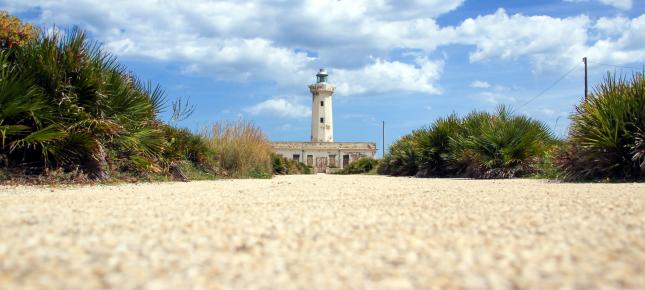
[1,28,167,179]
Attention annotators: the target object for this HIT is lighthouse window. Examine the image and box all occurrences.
[320,117,324,123]
[320,101,324,106]
[317,75,327,83]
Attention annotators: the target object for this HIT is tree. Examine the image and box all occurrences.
[0,11,38,48]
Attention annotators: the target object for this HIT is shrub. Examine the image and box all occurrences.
[377,134,418,176]
[337,157,378,174]
[1,11,38,48]
[0,14,217,182]
[556,72,645,181]
[161,125,216,170]
[271,153,311,175]
[203,120,273,178]
[413,114,461,177]
[447,106,556,178]
[0,28,167,180]
[378,106,555,179]
[533,142,565,180]
[271,153,287,175]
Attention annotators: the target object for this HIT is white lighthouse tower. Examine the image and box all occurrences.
[271,68,375,173]
[309,69,335,142]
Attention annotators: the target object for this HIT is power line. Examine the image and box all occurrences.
[518,62,581,110]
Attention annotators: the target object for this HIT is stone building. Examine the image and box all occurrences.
[272,69,376,173]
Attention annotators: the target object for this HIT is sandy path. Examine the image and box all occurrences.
[0,175,644,290]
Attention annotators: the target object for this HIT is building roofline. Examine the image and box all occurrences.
[271,141,376,144]
[271,141,377,151]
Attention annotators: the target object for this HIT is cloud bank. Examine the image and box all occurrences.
[4,0,643,116]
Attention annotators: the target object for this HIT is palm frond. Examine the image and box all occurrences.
[558,72,645,180]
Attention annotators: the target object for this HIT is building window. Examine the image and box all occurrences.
[307,155,314,166]
[320,117,324,123]
[320,101,324,106]
[329,154,336,167]
[317,75,327,83]
[292,154,300,161]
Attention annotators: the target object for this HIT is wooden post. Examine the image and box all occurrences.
[382,121,385,158]
[583,57,588,101]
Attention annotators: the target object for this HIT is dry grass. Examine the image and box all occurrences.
[203,120,272,178]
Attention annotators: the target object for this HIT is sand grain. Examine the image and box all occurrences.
[1,175,644,289]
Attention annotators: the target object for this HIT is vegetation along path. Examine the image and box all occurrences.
[1,175,644,289]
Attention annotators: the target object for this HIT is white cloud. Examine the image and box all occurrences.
[471,82,515,104]
[564,0,632,10]
[4,1,645,97]
[333,57,443,96]
[479,91,517,104]
[594,16,632,35]
[598,0,632,10]
[169,38,313,84]
[245,98,310,118]
[540,108,556,116]
[451,10,645,71]
[585,15,645,65]
[4,0,459,95]
[453,9,590,70]
[470,80,491,89]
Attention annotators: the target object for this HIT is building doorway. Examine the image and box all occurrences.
[307,155,313,166]
[315,157,328,173]
[328,154,337,168]
[342,155,350,168]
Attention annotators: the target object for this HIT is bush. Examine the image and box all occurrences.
[162,125,215,170]
[338,157,379,174]
[203,120,273,178]
[413,114,461,177]
[533,142,565,180]
[377,135,418,176]
[556,72,645,181]
[271,153,312,175]
[1,11,38,48]
[378,105,556,179]
[0,13,218,182]
[447,106,556,178]
[0,28,167,180]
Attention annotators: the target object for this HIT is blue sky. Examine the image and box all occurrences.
[2,0,644,155]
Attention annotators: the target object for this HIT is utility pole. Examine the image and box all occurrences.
[583,57,588,101]
[382,121,385,159]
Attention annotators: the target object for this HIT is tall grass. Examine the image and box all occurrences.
[556,72,645,181]
[204,120,273,178]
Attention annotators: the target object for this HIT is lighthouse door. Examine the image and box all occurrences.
[315,157,328,173]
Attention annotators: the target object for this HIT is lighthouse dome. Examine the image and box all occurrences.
[316,68,328,83]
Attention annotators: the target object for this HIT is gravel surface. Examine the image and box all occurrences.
[1,175,644,290]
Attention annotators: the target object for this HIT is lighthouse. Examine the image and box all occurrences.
[309,69,335,142]
[271,69,376,173]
